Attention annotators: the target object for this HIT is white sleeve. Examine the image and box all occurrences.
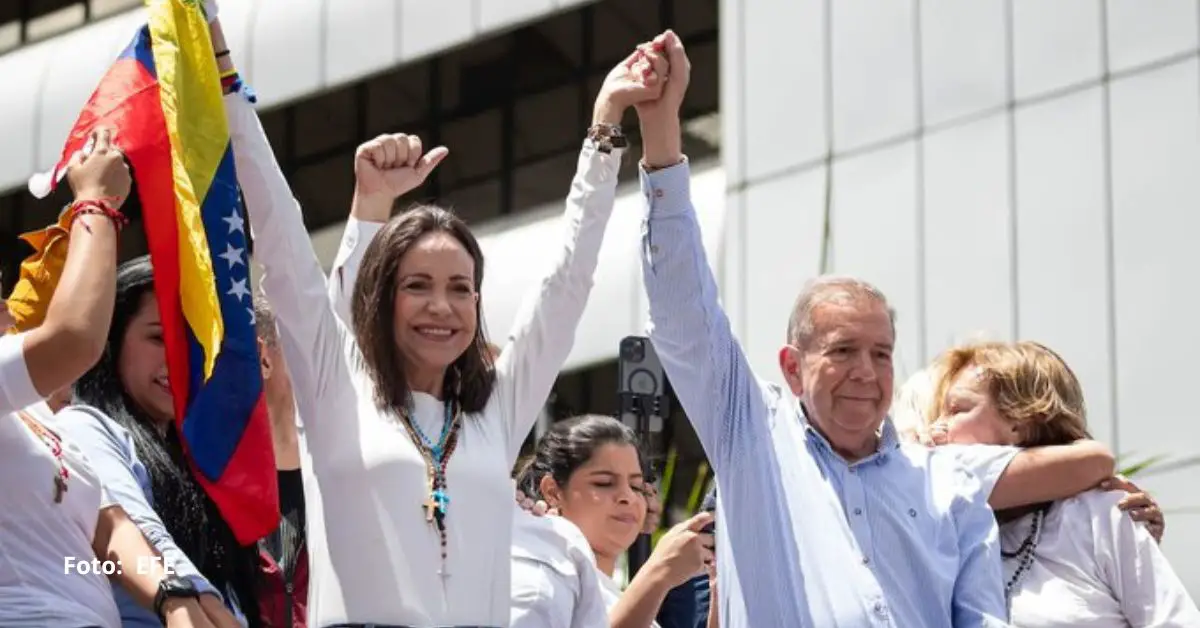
[327,217,383,327]
[0,333,40,416]
[510,558,582,628]
[942,444,1019,500]
[1091,493,1200,626]
[492,141,621,465]
[225,93,352,413]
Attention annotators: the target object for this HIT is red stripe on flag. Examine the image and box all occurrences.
[196,395,278,543]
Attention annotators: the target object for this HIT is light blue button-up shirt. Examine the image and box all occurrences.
[638,160,1010,628]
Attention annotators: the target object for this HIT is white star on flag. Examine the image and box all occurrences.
[227,278,251,302]
[218,242,245,269]
[247,307,256,325]
[223,210,245,234]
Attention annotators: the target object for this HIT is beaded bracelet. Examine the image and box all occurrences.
[67,199,129,233]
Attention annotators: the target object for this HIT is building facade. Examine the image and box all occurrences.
[0,0,1195,596]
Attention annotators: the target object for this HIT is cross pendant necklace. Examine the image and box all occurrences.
[423,474,438,523]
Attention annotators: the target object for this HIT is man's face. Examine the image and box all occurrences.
[781,299,895,448]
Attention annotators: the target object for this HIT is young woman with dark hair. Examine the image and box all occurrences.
[60,256,258,628]
[214,9,673,623]
[511,415,715,628]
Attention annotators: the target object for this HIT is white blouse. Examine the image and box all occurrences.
[1003,490,1200,627]
[0,334,121,628]
[225,93,622,626]
[510,506,609,627]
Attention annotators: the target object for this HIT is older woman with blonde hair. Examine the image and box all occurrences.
[904,340,1199,626]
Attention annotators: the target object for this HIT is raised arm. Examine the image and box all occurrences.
[635,32,769,470]
[329,133,446,325]
[5,129,130,413]
[212,21,348,407]
[492,41,668,462]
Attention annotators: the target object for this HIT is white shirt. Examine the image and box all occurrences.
[0,333,122,628]
[510,507,609,628]
[226,92,621,626]
[597,571,660,628]
[1003,490,1200,627]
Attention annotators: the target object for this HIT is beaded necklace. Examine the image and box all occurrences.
[1002,508,1044,612]
[18,411,70,503]
[395,397,463,577]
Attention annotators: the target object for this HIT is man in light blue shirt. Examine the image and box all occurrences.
[633,32,1008,627]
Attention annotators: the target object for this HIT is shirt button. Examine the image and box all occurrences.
[853,508,863,516]
[654,188,664,198]
[650,245,660,255]
[873,601,887,616]
[861,556,870,565]
[908,508,917,517]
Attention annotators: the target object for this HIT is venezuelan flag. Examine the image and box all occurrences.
[28,0,278,544]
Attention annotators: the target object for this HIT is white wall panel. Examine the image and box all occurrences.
[919,0,1008,126]
[718,0,745,186]
[478,0,555,33]
[325,0,399,85]
[922,114,1013,360]
[248,0,324,105]
[743,0,826,179]
[1106,0,1198,73]
[0,43,55,180]
[1011,0,1102,99]
[831,0,916,151]
[398,0,475,62]
[741,167,828,377]
[830,143,922,381]
[1109,59,1200,593]
[1014,87,1113,445]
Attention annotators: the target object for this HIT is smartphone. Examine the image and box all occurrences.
[617,335,666,434]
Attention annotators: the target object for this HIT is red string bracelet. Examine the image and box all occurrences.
[67,198,129,233]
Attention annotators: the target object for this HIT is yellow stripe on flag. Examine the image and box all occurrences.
[147,0,227,378]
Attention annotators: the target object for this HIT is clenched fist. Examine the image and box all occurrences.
[353,133,448,202]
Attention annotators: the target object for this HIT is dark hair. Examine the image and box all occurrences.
[73,256,261,626]
[516,415,642,499]
[351,204,496,414]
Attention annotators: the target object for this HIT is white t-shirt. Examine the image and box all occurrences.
[1003,490,1200,627]
[510,507,609,628]
[0,332,122,628]
[226,90,623,626]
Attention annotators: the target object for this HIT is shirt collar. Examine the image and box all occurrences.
[797,401,900,466]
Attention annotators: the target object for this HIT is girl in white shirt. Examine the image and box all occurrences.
[2,129,219,627]
[919,341,1200,627]
[512,415,714,628]
[211,17,669,628]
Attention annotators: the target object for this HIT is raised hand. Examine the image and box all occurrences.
[1100,475,1166,543]
[351,133,449,222]
[65,127,131,209]
[634,30,690,168]
[643,511,715,588]
[593,37,669,125]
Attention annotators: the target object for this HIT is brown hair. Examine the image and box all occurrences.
[350,205,496,414]
[928,341,1090,447]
